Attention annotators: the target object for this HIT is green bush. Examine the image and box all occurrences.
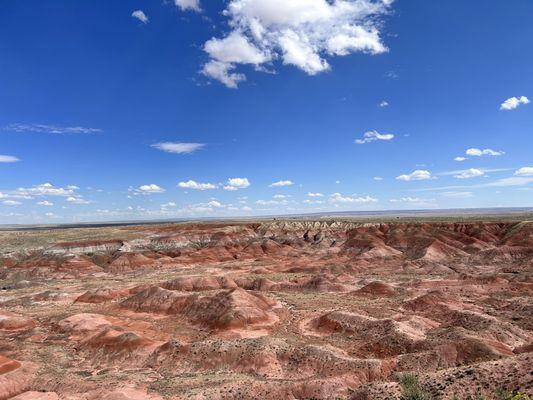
[400,373,432,400]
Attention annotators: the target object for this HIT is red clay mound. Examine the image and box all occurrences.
[311,311,426,357]
[120,286,186,314]
[10,392,59,400]
[403,290,451,312]
[0,311,36,331]
[161,275,237,291]
[108,253,156,273]
[57,313,114,336]
[352,281,396,297]
[59,255,103,274]
[76,287,130,303]
[182,288,279,331]
[0,355,20,375]
[121,287,279,333]
[0,360,38,400]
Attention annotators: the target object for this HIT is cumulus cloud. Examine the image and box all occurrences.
[151,142,205,154]
[5,123,102,134]
[15,183,78,197]
[355,130,394,144]
[175,0,201,12]
[441,191,474,198]
[389,197,435,204]
[207,200,222,208]
[201,0,392,87]
[256,199,288,205]
[465,148,504,157]
[134,184,165,194]
[37,201,54,206]
[132,10,149,24]
[269,180,294,187]
[329,193,378,204]
[378,100,389,107]
[2,200,21,206]
[373,176,383,181]
[0,155,20,163]
[515,167,533,177]
[66,196,91,204]
[224,177,251,190]
[396,170,432,181]
[500,96,530,111]
[307,192,324,197]
[453,168,485,179]
[178,180,217,190]
[454,156,467,162]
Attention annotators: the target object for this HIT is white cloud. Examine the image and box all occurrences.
[201,61,246,89]
[515,167,533,177]
[273,194,288,199]
[373,176,383,181]
[5,123,101,134]
[307,192,324,197]
[441,191,474,198]
[132,10,149,24]
[355,130,394,144]
[396,170,432,181]
[389,197,435,204]
[0,155,20,163]
[2,200,21,206]
[256,199,287,205]
[161,202,177,208]
[151,142,205,154]
[224,177,250,190]
[37,200,54,206]
[201,0,391,87]
[329,193,378,204]
[178,180,217,190]
[135,184,165,194]
[15,183,78,197]
[453,168,485,179]
[378,100,389,108]
[175,0,201,12]
[303,199,324,204]
[484,177,533,187]
[500,96,530,111]
[207,200,222,208]
[269,180,294,187]
[66,197,91,204]
[465,148,504,157]
[454,156,467,162]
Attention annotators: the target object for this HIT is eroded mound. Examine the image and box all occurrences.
[0,219,531,399]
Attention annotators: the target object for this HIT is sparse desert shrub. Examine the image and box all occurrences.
[400,373,432,400]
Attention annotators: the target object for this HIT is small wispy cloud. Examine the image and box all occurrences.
[378,101,389,108]
[151,142,205,154]
[133,184,165,195]
[132,10,149,24]
[500,96,530,111]
[396,170,433,181]
[175,0,201,12]
[515,167,533,177]
[0,155,20,163]
[223,178,250,191]
[269,180,294,187]
[329,193,378,204]
[5,123,102,134]
[355,130,394,144]
[441,191,474,198]
[178,180,217,190]
[465,148,504,157]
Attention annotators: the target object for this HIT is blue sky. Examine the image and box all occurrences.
[1,0,532,224]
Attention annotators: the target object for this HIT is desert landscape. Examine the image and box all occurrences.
[0,216,531,399]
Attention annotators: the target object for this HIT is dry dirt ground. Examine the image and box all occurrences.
[0,219,532,399]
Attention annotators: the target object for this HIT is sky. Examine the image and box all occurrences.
[0,0,532,224]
